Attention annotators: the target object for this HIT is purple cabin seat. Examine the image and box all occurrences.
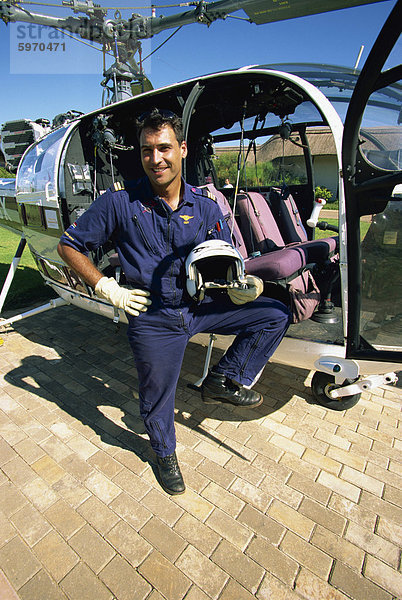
[244,246,306,281]
[236,191,337,266]
[204,184,248,259]
[267,187,338,255]
[203,185,308,283]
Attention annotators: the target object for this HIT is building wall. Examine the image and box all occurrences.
[313,155,338,200]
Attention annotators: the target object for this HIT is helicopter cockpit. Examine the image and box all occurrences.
[7,67,344,377]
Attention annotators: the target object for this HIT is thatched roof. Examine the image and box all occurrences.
[214,126,400,163]
[360,127,401,151]
[214,127,337,161]
[257,127,336,161]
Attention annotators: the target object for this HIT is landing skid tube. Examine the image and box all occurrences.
[0,297,68,328]
[0,236,27,313]
[0,235,69,328]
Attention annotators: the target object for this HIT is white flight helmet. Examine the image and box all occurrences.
[185,239,245,301]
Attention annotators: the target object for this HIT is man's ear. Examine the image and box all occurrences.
[181,141,188,159]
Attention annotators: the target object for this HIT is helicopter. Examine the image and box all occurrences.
[0,0,401,411]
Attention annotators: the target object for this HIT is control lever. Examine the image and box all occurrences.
[317,221,339,234]
[307,198,326,228]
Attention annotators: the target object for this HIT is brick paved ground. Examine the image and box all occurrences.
[0,304,401,600]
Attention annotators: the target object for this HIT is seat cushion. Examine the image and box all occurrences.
[245,246,306,281]
[292,238,338,264]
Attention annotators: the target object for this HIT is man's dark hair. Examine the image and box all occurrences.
[136,108,184,144]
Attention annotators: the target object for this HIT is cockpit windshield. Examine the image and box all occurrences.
[261,63,402,126]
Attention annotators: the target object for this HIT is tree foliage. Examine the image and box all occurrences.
[214,152,305,188]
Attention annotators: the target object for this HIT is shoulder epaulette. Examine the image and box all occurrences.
[192,186,217,202]
[112,181,125,192]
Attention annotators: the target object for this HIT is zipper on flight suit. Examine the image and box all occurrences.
[239,330,264,378]
[178,309,190,334]
[188,221,203,246]
[151,421,167,449]
[133,215,155,253]
[165,212,178,303]
[155,201,176,303]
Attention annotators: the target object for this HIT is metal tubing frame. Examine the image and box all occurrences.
[0,297,68,328]
[0,236,27,314]
[0,235,69,327]
[191,333,217,388]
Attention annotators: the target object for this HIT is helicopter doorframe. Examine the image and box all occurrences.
[342,0,402,364]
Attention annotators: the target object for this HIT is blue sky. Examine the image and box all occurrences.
[0,0,399,125]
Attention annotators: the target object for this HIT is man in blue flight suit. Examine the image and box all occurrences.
[58,108,291,495]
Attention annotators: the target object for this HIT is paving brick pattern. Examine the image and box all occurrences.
[0,305,401,600]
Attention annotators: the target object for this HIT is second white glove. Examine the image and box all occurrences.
[95,277,151,317]
[228,274,264,305]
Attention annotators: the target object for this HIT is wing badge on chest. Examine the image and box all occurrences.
[179,215,194,225]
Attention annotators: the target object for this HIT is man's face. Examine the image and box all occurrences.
[140,124,187,192]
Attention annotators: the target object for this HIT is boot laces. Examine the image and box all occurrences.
[161,453,180,473]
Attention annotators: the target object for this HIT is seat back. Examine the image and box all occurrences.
[236,191,284,255]
[203,185,318,284]
[268,187,308,244]
[204,184,248,259]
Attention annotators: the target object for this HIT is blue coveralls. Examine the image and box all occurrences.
[60,177,291,457]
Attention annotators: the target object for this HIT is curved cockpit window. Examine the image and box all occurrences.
[359,84,402,172]
[261,63,402,128]
[17,125,71,203]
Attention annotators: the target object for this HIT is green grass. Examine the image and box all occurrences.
[0,229,55,311]
[0,167,15,178]
[325,200,339,211]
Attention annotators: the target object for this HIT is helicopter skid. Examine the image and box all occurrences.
[0,297,68,328]
[50,283,129,325]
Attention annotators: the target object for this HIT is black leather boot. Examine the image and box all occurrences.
[156,452,185,495]
[201,370,263,408]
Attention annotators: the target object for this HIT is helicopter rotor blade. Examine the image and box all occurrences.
[1,0,388,43]
[0,2,104,41]
[0,0,388,103]
[148,0,388,33]
[231,0,388,25]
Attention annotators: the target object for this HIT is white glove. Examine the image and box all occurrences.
[95,277,151,317]
[228,274,264,305]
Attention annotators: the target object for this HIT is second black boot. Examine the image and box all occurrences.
[201,370,263,408]
[156,452,186,495]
